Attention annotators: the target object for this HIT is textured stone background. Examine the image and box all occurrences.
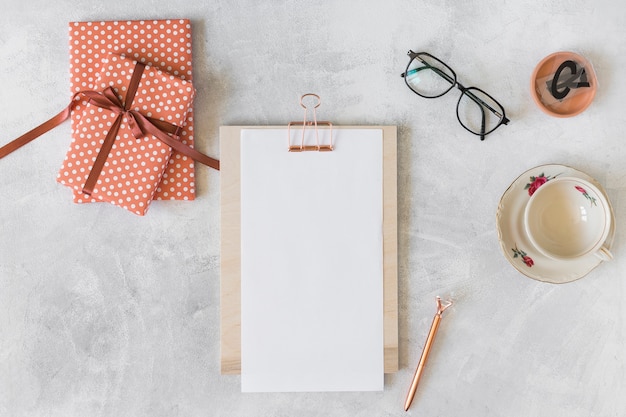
[1,0,625,416]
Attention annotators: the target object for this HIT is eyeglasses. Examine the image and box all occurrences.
[401,51,510,140]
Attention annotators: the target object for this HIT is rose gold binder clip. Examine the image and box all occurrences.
[287,93,333,152]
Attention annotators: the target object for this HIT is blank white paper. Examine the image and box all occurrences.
[240,128,384,392]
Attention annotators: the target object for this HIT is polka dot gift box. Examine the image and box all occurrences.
[57,53,196,215]
[67,19,201,204]
[0,19,219,215]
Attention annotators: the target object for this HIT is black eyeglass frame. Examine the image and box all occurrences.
[401,50,510,140]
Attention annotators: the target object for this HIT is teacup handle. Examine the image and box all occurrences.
[593,246,613,262]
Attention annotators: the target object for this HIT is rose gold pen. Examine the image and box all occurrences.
[404,296,452,412]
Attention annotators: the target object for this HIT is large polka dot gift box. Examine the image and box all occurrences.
[68,19,198,204]
[57,53,195,215]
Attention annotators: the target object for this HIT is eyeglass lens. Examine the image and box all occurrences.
[404,54,455,98]
[457,88,506,135]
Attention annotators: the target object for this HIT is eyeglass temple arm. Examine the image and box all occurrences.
[479,105,486,141]
[401,64,456,87]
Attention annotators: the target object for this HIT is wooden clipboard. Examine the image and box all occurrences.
[219,125,398,374]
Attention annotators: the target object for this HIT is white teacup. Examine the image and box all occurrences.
[524,176,613,261]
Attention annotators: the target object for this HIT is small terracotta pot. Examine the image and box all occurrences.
[530,51,597,117]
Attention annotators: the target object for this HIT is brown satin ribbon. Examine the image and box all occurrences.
[0,61,220,196]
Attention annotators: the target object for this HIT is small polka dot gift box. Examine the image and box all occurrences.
[57,53,195,215]
[67,19,198,204]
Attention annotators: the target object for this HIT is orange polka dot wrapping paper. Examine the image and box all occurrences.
[57,53,195,215]
[67,19,197,205]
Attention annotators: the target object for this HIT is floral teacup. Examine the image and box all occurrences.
[524,176,613,261]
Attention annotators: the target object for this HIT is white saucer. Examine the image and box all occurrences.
[496,164,615,284]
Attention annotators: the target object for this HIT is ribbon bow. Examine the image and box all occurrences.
[0,60,219,196]
[82,86,181,142]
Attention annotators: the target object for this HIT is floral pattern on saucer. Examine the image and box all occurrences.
[524,172,560,196]
[496,164,615,284]
[512,245,534,267]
